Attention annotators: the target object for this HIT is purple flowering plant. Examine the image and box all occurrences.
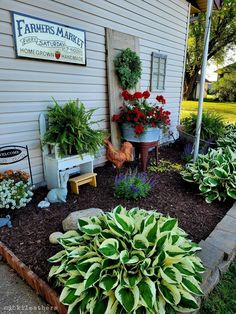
[114,172,155,200]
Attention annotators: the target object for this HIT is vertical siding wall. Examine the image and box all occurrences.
[0,0,189,184]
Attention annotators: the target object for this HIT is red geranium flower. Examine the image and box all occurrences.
[133,92,143,99]
[156,95,166,104]
[142,90,150,99]
[121,90,131,101]
[134,123,144,134]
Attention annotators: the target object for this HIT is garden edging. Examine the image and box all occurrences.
[0,202,236,314]
[194,202,236,312]
[0,241,67,314]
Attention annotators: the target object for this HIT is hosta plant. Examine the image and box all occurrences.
[217,123,236,152]
[181,147,236,203]
[48,206,204,313]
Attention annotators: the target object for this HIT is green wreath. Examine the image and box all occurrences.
[114,48,142,90]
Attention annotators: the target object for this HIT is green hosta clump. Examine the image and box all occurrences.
[48,206,204,314]
[181,147,236,203]
[217,123,236,152]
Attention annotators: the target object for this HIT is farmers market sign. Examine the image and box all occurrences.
[11,12,86,65]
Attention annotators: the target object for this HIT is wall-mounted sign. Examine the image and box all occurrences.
[11,12,86,65]
[0,145,33,184]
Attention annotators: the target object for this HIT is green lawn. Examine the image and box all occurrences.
[200,259,236,314]
[181,100,236,123]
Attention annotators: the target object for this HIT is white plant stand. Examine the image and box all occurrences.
[39,113,94,189]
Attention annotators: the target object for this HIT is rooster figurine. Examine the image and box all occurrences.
[104,140,133,170]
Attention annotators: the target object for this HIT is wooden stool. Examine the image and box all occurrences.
[131,141,159,171]
[69,173,97,194]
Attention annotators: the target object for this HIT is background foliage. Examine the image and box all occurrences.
[184,0,236,99]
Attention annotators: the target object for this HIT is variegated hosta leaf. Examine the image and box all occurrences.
[133,234,149,250]
[159,267,181,285]
[181,276,203,296]
[154,295,166,314]
[159,281,181,305]
[173,289,199,312]
[113,213,135,234]
[99,238,119,259]
[112,205,126,215]
[123,271,142,287]
[80,223,102,236]
[65,275,84,289]
[59,287,77,305]
[99,275,118,291]
[115,285,139,312]
[77,256,102,274]
[84,263,102,289]
[143,221,158,244]
[48,264,65,278]
[160,218,177,232]
[48,250,67,263]
[138,278,156,309]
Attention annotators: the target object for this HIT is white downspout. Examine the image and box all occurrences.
[193,0,214,161]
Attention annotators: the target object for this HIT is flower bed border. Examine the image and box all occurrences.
[0,241,67,314]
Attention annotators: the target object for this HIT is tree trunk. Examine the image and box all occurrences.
[183,67,201,100]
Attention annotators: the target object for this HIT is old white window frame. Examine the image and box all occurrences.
[150,52,167,91]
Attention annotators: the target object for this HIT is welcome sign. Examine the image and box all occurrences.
[11,12,86,65]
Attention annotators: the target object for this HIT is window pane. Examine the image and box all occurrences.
[151,53,167,91]
[159,60,166,73]
[158,75,165,90]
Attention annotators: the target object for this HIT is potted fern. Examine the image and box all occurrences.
[43,99,105,158]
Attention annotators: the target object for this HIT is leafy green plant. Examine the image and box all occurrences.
[0,170,33,209]
[181,147,236,203]
[43,99,106,157]
[114,48,142,90]
[217,123,236,152]
[48,205,204,314]
[114,172,154,200]
[181,112,225,142]
[148,159,183,173]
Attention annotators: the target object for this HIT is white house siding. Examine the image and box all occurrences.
[0,0,190,184]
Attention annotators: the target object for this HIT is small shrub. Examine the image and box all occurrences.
[148,159,183,172]
[181,147,236,203]
[48,206,204,314]
[0,170,33,209]
[217,123,236,152]
[181,112,225,142]
[114,172,154,200]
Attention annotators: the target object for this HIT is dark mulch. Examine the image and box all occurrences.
[0,143,233,284]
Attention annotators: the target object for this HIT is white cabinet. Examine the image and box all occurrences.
[44,153,94,189]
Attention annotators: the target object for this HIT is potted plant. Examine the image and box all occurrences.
[43,99,106,157]
[112,90,171,142]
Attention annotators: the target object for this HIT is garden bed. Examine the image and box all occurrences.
[0,143,233,286]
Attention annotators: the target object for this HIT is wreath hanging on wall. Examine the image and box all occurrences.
[114,48,142,90]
